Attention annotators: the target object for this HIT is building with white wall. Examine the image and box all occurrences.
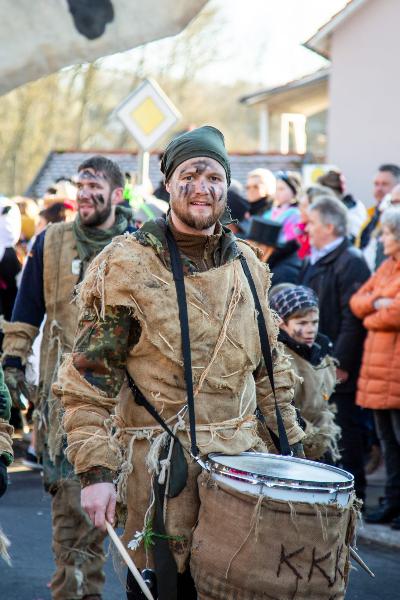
[240,68,329,159]
[241,0,400,206]
[305,0,400,205]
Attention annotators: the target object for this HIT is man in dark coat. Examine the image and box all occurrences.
[300,195,370,501]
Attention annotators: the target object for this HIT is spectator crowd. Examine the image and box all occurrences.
[226,162,400,529]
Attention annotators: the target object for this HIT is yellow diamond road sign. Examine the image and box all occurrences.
[116,78,181,151]
[130,97,165,136]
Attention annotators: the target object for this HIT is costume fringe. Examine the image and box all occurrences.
[43,320,65,462]
[146,432,170,475]
[224,493,264,579]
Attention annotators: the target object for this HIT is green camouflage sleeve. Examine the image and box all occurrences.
[72,305,141,398]
[67,305,140,485]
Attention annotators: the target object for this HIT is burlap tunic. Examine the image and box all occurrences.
[286,347,340,461]
[56,229,305,572]
[2,218,135,598]
[3,222,80,476]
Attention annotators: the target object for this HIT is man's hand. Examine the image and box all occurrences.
[373,297,393,310]
[336,368,349,384]
[81,482,117,531]
[3,367,30,409]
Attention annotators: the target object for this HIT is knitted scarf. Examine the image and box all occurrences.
[72,205,132,266]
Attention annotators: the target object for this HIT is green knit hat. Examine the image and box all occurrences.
[160,125,231,185]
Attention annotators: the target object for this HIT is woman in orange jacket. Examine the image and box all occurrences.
[350,208,400,528]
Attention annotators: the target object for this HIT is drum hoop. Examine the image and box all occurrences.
[208,452,354,492]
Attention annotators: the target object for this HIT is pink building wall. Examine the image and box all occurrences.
[328,0,400,206]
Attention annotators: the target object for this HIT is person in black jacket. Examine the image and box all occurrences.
[300,195,370,502]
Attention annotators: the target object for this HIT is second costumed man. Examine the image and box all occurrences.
[2,157,134,600]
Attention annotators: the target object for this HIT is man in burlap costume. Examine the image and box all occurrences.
[2,156,134,600]
[55,126,305,599]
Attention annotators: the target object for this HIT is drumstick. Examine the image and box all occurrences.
[105,521,155,600]
[350,546,375,578]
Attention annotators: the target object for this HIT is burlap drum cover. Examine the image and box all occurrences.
[190,472,359,600]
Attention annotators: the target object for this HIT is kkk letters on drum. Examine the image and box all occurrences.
[191,453,360,600]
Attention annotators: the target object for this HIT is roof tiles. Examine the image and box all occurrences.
[26,150,303,198]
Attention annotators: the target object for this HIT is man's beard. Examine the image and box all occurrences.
[79,194,112,227]
[170,194,227,231]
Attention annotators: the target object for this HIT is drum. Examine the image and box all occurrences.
[190,452,359,600]
[208,452,354,506]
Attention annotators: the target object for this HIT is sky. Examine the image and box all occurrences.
[210,0,348,86]
[106,0,348,89]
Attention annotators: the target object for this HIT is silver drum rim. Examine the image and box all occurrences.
[208,452,354,494]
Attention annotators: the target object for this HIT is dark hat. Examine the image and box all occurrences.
[160,125,231,185]
[247,217,282,247]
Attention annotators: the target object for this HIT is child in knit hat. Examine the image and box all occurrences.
[270,283,341,462]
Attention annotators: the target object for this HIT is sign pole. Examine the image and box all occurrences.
[137,150,150,185]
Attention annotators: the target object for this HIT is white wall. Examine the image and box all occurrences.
[328,0,400,206]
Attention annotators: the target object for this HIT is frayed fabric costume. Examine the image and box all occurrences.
[270,286,340,461]
[2,206,134,599]
[55,127,305,600]
[278,329,340,461]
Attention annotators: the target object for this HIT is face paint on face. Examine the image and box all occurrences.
[92,193,106,207]
[167,157,228,232]
[280,310,319,347]
[178,182,192,201]
[76,169,113,227]
[209,184,222,203]
[193,161,208,174]
[78,169,108,183]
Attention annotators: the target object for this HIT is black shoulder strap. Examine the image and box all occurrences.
[165,227,199,459]
[126,371,181,445]
[239,253,291,456]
